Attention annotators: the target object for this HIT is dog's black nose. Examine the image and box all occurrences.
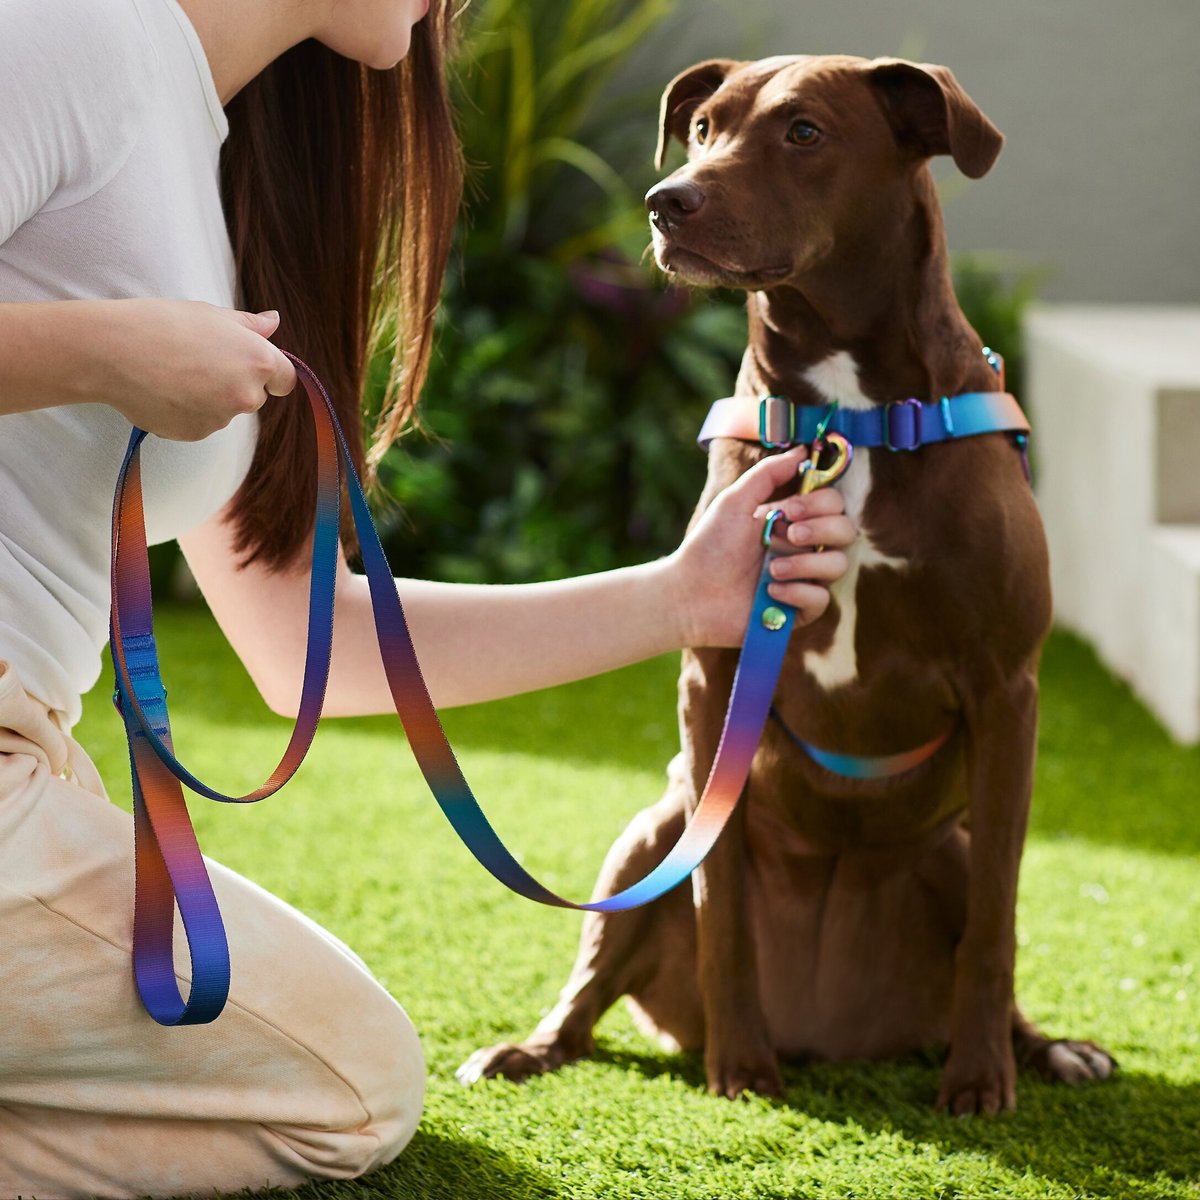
[645,179,706,225]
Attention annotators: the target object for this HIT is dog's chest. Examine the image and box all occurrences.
[801,353,906,691]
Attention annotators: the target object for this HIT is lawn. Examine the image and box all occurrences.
[76,606,1200,1200]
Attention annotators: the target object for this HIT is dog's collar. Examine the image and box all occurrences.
[697,390,1031,454]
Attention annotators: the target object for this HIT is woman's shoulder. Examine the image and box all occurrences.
[0,0,159,226]
[0,0,158,75]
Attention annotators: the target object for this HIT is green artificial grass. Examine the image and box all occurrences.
[75,609,1199,1200]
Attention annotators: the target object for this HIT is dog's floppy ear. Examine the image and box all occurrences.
[864,59,1004,178]
[655,59,741,170]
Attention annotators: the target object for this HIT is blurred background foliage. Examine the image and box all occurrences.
[155,0,1046,598]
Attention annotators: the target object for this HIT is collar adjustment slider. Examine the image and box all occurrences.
[884,398,921,452]
[758,395,794,448]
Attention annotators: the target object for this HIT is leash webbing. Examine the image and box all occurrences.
[109,352,800,1025]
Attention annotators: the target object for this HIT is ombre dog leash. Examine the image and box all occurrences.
[109,351,841,1026]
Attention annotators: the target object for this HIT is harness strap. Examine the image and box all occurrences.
[109,352,802,1026]
[697,390,1030,454]
[769,706,954,780]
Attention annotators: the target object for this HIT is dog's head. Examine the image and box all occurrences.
[646,55,1003,290]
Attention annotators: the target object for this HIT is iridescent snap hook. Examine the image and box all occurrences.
[798,432,853,495]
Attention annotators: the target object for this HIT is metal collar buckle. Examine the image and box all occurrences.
[884,397,921,452]
[758,395,794,449]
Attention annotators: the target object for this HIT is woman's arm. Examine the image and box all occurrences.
[0,299,294,433]
[178,447,854,717]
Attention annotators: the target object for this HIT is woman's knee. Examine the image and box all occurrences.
[276,994,426,1181]
[354,992,426,1169]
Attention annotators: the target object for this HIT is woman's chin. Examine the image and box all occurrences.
[348,26,414,70]
[372,42,412,70]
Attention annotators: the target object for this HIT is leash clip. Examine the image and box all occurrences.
[799,431,853,495]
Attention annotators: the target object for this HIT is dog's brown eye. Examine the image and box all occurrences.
[694,117,709,145]
[787,121,821,147]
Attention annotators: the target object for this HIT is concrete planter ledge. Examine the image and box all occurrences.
[1024,304,1200,741]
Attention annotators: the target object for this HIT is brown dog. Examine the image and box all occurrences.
[458,55,1115,1115]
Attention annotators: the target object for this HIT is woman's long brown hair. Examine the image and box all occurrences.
[218,4,463,573]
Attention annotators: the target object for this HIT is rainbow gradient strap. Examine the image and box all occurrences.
[109,351,799,1026]
[697,391,1030,453]
[768,706,953,780]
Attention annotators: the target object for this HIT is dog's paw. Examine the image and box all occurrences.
[456,1041,557,1086]
[1024,1038,1118,1085]
[936,1051,1016,1116]
[457,1036,586,1086]
[706,1054,785,1100]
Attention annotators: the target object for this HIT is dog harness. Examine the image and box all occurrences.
[700,389,1030,461]
[696,347,1033,780]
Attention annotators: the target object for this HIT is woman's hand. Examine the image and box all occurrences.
[80,298,297,440]
[666,445,858,649]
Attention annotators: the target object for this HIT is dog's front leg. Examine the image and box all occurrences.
[684,647,783,1100]
[937,666,1038,1116]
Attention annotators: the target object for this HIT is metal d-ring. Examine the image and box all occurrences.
[762,507,789,548]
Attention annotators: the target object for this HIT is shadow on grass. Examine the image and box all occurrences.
[592,1042,1199,1196]
[358,1128,560,1200]
[205,1128,558,1200]
[790,1062,1200,1197]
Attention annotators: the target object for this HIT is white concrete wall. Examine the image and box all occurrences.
[1025,305,1200,740]
[619,0,1200,304]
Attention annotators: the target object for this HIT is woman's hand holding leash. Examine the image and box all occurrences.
[0,299,285,428]
[67,298,296,440]
[668,445,857,650]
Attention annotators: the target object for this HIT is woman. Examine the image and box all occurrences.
[0,0,854,1195]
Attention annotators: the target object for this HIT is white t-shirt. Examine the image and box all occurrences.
[0,0,259,730]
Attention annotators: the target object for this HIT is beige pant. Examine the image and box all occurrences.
[0,660,425,1200]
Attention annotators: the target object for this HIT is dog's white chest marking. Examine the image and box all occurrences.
[801,352,907,691]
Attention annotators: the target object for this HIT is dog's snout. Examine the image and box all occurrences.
[645,179,706,226]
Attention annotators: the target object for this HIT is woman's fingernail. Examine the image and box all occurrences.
[788,524,812,543]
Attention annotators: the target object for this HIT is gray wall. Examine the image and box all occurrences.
[619,0,1200,303]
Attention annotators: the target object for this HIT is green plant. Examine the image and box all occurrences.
[449,0,676,260]
[372,247,746,583]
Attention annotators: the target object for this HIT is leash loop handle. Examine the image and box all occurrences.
[109,365,344,1024]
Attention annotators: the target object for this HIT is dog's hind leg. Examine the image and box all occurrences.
[457,765,696,1085]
